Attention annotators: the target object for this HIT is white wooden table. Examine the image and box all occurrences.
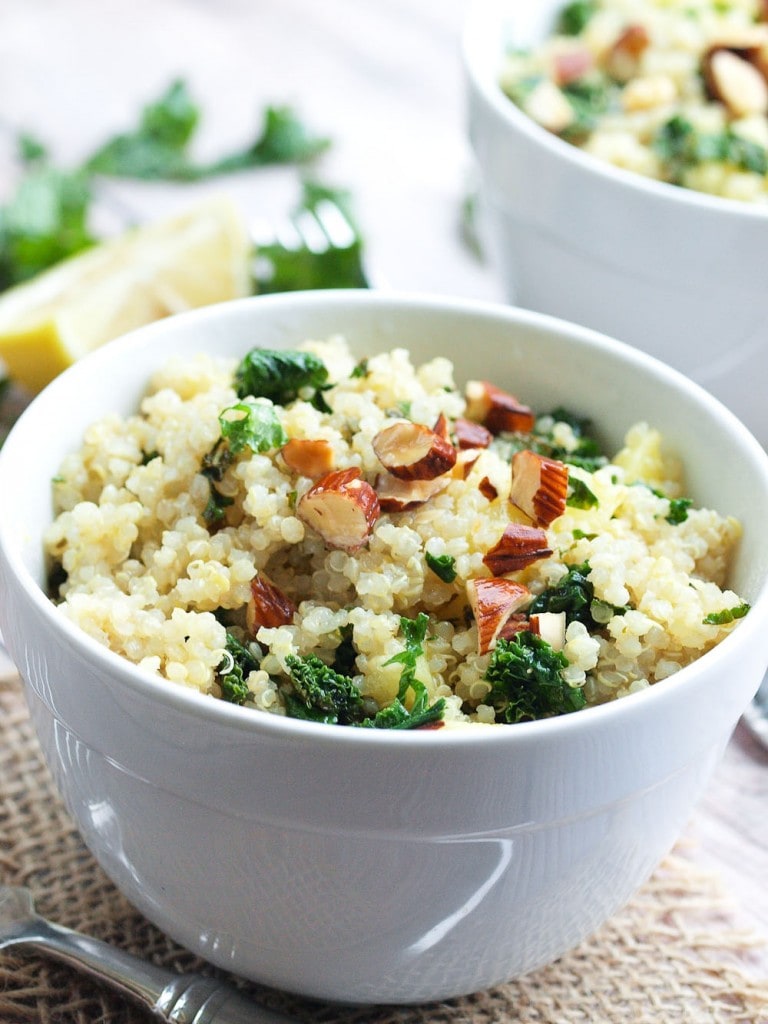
[2,0,767,969]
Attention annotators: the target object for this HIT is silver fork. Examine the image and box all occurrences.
[251,195,373,291]
[0,885,297,1024]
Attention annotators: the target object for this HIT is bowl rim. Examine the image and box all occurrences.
[462,0,768,221]
[2,289,767,750]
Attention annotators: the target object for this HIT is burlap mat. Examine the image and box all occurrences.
[2,674,768,1024]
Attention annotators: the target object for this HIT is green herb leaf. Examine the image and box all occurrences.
[217,633,260,705]
[0,166,95,290]
[665,496,692,525]
[208,105,330,174]
[285,653,365,724]
[425,551,458,583]
[567,476,599,510]
[556,0,597,35]
[485,631,584,723]
[84,79,199,180]
[703,603,750,625]
[219,398,288,454]
[529,560,628,629]
[234,347,330,405]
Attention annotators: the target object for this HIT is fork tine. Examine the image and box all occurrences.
[313,199,357,250]
[290,208,330,254]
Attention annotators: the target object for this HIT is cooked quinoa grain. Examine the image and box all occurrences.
[44,338,748,727]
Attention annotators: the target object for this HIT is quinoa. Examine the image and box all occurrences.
[44,337,747,727]
[500,0,768,202]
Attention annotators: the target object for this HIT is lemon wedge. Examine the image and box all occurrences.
[0,194,253,393]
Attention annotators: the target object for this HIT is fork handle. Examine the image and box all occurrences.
[19,919,296,1023]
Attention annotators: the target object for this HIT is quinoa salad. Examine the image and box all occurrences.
[44,338,749,728]
[500,0,768,202]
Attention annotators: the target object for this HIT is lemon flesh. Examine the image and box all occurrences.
[0,194,253,393]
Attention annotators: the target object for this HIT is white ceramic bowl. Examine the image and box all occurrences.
[464,0,768,447]
[1,291,767,1004]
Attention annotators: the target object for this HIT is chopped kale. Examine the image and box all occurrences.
[284,654,365,724]
[528,560,628,629]
[425,551,458,583]
[703,603,750,625]
[556,0,597,35]
[332,624,358,677]
[567,476,599,510]
[217,633,261,705]
[501,407,608,473]
[350,358,369,379]
[234,347,330,406]
[665,496,693,525]
[369,613,446,730]
[218,398,288,454]
[560,77,616,142]
[484,632,585,723]
[653,115,768,184]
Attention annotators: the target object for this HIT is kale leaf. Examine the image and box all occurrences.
[502,406,608,473]
[218,398,288,454]
[653,115,768,184]
[528,561,628,629]
[556,0,597,35]
[425,551,458,583]
[217,632,261,705]
[703,603,750,625]
[284,653,366,724]
[366,613,446,730]
[566,476,599,510]
[484,631,585,723]
[234,347,330,405]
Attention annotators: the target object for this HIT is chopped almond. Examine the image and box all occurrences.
[529,611,567,652]
[483,523,553,576]
[372,420,456,481]
[433,413,451,443]
[606,24,650,82]
[454,417,493,450]
[374,472,448,512]
[464,380,535,435]
[280,438,335,479]
[478,477,499,502]
[454,447,483,479]
[703,47,768,116]
[510,449,569,527]
[552,46,593,85]
[246,574,296,632]
[466,578,532,655]
[498,613,532,642]
[297,467,380,551]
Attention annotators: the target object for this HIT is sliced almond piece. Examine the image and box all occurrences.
[483,523,553,576]
[297,467,380,551]
[372,420,456,481]
[606,24,650,82]
[703,47,768,116]
[552,46,593,86]
[246,574,296,633]
[498,613,532,642]
[466,578,532,655]
[280,438,335,479]
[453,447,484,479]
[478,477,499,502]
[510,449,569,527]
[529,611,567,651]
[464,380,535,435]
[454,417,493,450]
[374,472,448,512]
[433,413,451,443]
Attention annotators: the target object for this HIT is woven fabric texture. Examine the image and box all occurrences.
[1,675,767,1024]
